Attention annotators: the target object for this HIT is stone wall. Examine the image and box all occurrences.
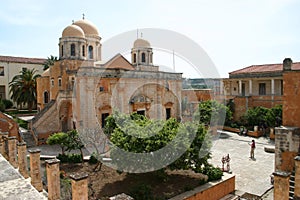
[0,111,20,141]
[170,173,235,200]
[275,126,300,172]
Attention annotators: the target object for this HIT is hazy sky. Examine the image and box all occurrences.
[0,0,299,78]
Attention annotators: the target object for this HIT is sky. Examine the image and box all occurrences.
[0,0,300,78]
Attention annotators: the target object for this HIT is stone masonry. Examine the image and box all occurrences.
[46,158,61,200]
[70,172,89,200]
[17,141,29,178]
[29,149,43,192]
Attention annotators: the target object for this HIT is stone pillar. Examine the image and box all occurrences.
[294,156,300,199]
[17,142,29,178]
[273,171,290,200]
[0,133,9,159]
[271,79,275,95]
[46,158,61,200]
[8,136,17,168]
[249,79,252,95]
[29,149,43,192]
[238,80,242,95]
[70,172,89,200]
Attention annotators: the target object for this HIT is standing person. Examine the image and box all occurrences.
[249,140,255,159]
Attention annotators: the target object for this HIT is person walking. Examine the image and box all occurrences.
[249,140,255,159]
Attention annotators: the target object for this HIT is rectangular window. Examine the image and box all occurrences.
[101,113,109,128]
[166,108,171,120]
[259,83,266,95]
[0,67,4,76]
[99,86,104,92]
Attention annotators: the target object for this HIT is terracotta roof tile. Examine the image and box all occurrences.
[229,62,300,75]
[0,55,46,65]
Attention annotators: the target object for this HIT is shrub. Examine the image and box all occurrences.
[203,165,223,181]
[2,99,13,109]
[57,153,82,163]
[89,153,99,164]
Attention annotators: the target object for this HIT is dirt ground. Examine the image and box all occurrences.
[51,162,207,200]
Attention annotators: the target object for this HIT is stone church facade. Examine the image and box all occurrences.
[32,18,183,143]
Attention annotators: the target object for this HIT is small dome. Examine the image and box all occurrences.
[73,19,99,36]
[133,38,151,48]
[62,24,85,38]
[41,68,50,77]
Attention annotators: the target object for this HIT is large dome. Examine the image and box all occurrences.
[62,24,85,38]
[73,19,99,36]
[133,38,151,48]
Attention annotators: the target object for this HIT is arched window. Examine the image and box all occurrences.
[141,52,146,62]
[82,45,85,57]
[88,45,93,59]
[133,53,136,63]
[71,44,75,56]
[58,78,62,87]
[61,45,64,57]
[44,91,49,104]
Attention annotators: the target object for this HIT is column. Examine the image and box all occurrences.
[46,158,61,200]
[294,156,300,199]
[29,149,43,192]
[273,171,290,200]
[249,79,252,95]
[271,79,275,95]
[70,172,89,200]
[17,142,29,178]
[238,80,242,95]
[8,136,17,168]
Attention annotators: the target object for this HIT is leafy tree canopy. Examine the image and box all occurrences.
[194,100,232,126]
[43,55,58,70]
[104,111,213,174]
[9,68,40,111]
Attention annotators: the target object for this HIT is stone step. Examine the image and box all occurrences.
[20,131,36,147]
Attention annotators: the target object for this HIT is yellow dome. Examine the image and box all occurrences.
[73,19,99,36]
[62,24,85,38]
[133,38,151,48]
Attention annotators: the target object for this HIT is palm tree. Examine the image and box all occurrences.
[9,68,40,111]
[43,55,58,70]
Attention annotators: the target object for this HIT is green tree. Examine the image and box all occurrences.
[46,132,68,155]
[106,112,213,174]
[65,130,85,161]
[194,100,232,126]
[9,68,40,111]
[43,55,58,70]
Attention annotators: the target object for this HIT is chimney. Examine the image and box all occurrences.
[283,58,293,71]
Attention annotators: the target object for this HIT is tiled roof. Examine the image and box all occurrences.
[0,55,46,65]
[229,62,300,75]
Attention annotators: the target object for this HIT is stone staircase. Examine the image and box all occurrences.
[20,130,36,147]
[290,172,295,200]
